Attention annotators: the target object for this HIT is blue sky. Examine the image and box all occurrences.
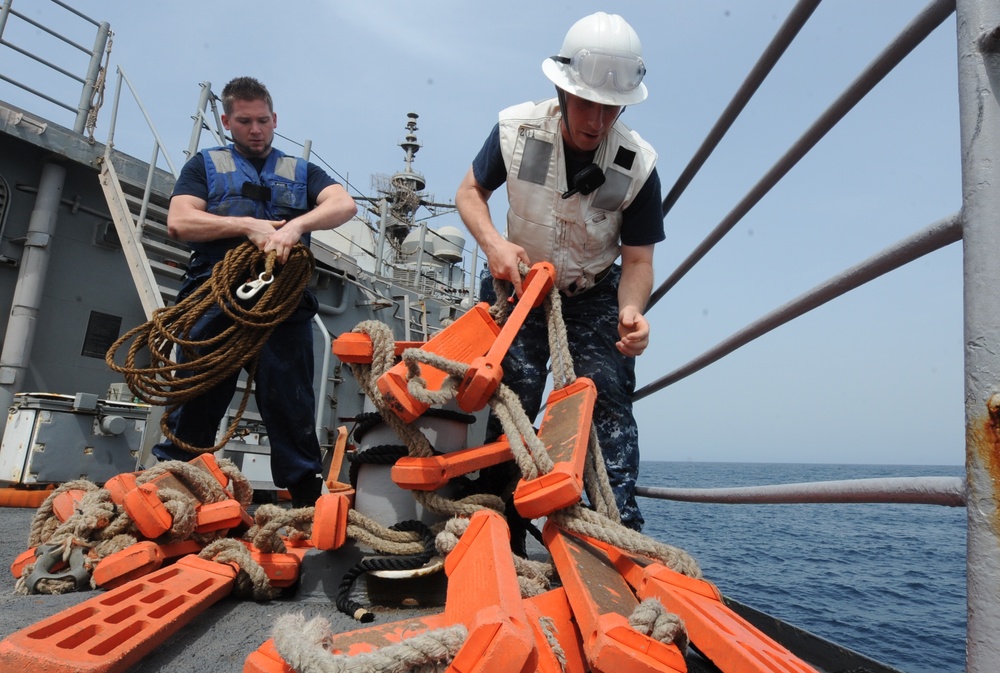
[1,1,963,465]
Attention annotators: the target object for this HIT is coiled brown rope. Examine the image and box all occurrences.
[106,242,315,454]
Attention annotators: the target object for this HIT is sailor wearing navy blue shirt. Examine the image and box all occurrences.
[456,13,663,533]
[152,76,357,508]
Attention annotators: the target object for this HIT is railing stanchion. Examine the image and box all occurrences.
[956,1,1000,671]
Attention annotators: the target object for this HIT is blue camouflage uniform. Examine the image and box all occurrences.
[470,105,664,531]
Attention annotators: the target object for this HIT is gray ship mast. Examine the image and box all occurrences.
[372,112,461,282]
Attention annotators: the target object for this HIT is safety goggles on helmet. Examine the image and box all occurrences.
[551,48,646,93]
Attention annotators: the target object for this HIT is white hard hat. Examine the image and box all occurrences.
[542,12,648,106]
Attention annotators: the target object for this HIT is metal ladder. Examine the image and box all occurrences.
[97,153,188,319]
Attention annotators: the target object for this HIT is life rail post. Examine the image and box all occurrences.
[956,1,1000,671]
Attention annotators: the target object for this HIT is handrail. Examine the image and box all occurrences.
[648,0,956,310]
[311,314,331,441]
[661,0,822,217]
[0,0,108,132]
[635,212,962,401]
[637,476,966,507]
[105,66,179,179]
[955,1,1000,670]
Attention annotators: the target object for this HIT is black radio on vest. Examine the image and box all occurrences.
[561,164,605,199]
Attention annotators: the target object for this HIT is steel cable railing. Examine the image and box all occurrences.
[648,0,956,310]
[634,212,961,401]
[660,0,822,218]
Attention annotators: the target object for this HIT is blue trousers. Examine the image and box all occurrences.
[151,277,322,489]
[485,264,644,530]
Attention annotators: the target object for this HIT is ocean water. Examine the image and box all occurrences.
[638,462,966,673]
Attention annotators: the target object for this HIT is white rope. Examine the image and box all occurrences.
[273,613,467,673]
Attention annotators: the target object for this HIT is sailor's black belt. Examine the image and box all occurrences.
[564,264,614,296]
[594,265,614,284]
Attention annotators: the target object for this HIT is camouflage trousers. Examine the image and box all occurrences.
[485,264,644,530]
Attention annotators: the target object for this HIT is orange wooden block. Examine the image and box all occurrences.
[444,510,537,673]
[600,543,820,673]
[194,499,243,534]
[332,332,425,364]
[513,377,596,519]
[312,492,352,551]
[51,488,89,522]
[543,522,687,673]
[92,541,165,589]
[377,303,501,423]
[244,638,295,673]
[122,483,172,539]
[158,539,203,560]
[0,555,237,673]
[103,472,139,506]
[391,440,512,491]
[246,546,300,589]
[10,547,36,579]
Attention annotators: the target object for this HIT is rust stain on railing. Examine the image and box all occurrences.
[972,394,1000,535]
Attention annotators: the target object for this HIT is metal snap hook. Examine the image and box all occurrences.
[236,272,274,300]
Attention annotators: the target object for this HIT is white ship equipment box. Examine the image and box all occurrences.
[0,392,149,485]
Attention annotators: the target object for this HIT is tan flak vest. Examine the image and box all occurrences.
[498,98,656,295]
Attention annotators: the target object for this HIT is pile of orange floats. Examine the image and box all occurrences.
[0,261,822,673]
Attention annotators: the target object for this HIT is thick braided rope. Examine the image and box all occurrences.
[199,538,280,601]
[549,505,702,578]
[539,616,568,669]
[153,486,199,541]
[411,489,503,518]
[273,613,467,673]
[629,598,689,653]
[542,288,575,390]
[27,479,102,548]
[246,503,315,553]
[346,509,427,556]
[583,426,621,522]
[106,242,315,454]
[18,483,140,595]
[32,488,124,550]
[19,460,260,594]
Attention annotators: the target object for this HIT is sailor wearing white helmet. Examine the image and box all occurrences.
[456,12,664,537]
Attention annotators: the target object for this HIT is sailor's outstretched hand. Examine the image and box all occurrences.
[617,306,649,357]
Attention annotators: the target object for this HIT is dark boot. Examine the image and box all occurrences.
[288,473,323,508]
